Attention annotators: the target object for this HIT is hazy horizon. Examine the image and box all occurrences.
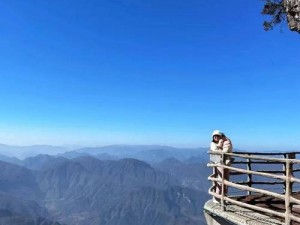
[0,142,298,154]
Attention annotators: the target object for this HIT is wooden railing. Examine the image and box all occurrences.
[208,151,300,225]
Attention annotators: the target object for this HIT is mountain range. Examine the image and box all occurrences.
[0,145,211,225]
[0,144,209,162]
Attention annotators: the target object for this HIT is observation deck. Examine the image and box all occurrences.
[203,151,300,225]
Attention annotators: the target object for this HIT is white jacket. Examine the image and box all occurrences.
[210,138,233,165]
[210,142,222,151]
[219,138,233,153]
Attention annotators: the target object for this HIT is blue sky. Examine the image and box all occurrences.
[0,0,299,150]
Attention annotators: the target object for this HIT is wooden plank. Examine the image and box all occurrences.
[207,163,219,167]
[233,151,300,155]
[208,163,286,180]
[236,181,284,185]
[247,157,252,196]
[228,153,287,163]
[233,161,284,164]
[224,180,286,200]
[290,214,300,224]
[208,189,285,218]
[256,170,285,174]
[223,196,285,218]
[226,152,300,164]
[248,161,285,164]
[222,165,286,180]
[208,176,286,199]
[291,177,300,183]
[289,196,300,205]
[221,164,225,211]
[209,151,300,164]
[208,176,222,183]
[289,158,300,164]
[284,154,294,225]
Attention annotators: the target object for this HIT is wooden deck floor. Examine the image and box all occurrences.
[234,193,300,225]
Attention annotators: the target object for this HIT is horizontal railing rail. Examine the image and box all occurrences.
[208,151,300,225]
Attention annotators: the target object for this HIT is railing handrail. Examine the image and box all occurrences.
[209,151,300,163]
[233,151,300,155]
[208,151,300,225]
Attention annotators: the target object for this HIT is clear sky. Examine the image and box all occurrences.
[0,0,299,150]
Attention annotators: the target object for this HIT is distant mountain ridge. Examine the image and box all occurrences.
[0,144,67,159]
[75,145,208,163]
[0,154,209,225]
[0,144,209,164]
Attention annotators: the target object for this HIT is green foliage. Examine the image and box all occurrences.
[261,0,286,31]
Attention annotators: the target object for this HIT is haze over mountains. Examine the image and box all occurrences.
[0,144,67,159]
[0,144,211,225]
[0,144,208,161]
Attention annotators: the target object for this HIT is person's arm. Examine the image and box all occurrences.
[210,142,222,151]
[223,138,233,153]
[216,139,224,149]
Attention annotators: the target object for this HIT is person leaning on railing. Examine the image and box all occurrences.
[219,132,233,165]
[210,130,233,202]
[220,132,233,196]
[210,130,223,203]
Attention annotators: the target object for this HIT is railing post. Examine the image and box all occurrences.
[221,152,225,211]
[284,153,294,225]
[247,155,252,195]
[210,151,221,202]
